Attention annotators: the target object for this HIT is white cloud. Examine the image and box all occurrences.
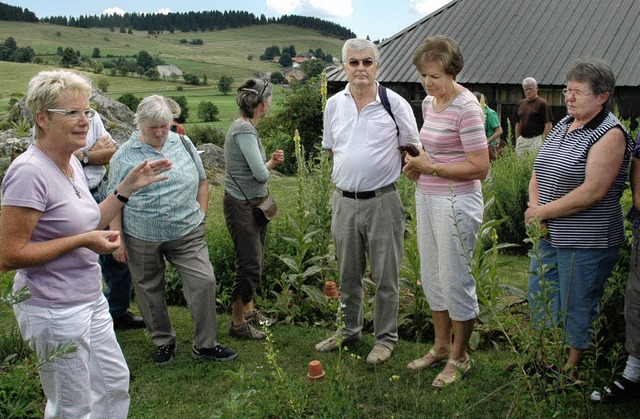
[266,0,303,14]
[410,0,452,15]
[102,7,126,16]
[266,0,352,18]
[308,0,353,18]
[155,8,171,15]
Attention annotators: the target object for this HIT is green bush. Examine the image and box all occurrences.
[258,77,323,174]
[483,146,535,250]
[196,101,219,122]
[117,93,140,112]
[217,75,234,96]
[187,124,224,147]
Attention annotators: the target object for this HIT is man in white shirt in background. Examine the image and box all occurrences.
[75,112,145,329]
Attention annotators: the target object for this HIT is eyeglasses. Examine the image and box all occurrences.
[347,59,375,68]
[562,88,595,99]
[259,80,269,100]
[47,108,96,120]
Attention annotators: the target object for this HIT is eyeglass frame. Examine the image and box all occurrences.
[47,108,96,120]
[346,58,375,68]
[561,88,596,99]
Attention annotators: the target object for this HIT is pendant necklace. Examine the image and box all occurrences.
[37,141,82,199]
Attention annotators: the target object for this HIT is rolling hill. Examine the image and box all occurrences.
[0,20,345,126]
[0,21,343,93]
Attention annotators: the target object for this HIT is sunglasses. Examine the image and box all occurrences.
[347,59,375,68]
[259,80,269,100]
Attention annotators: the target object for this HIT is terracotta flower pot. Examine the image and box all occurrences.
[323,281,339,299]
[307,360,326,380]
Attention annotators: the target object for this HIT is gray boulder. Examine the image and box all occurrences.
[0,90,226,185]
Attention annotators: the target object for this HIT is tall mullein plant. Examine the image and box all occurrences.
[276,130,327,309]
[321,69,327,115]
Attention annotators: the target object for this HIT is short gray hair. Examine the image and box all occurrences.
[522,77,537,87]
[566,58,616,110]
[341,38,380,63]
[26,70,92,138]
[135,94,173,128]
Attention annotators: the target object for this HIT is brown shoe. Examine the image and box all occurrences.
[245,309,274,327]
[230,321,266,340]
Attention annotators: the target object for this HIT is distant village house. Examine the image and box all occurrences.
[156,64,183,79]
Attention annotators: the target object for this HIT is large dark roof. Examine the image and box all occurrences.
[328,0,640,86]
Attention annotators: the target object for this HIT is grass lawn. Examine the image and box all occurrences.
[2,176,639,417]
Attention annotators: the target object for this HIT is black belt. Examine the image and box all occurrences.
[338,183,396,200]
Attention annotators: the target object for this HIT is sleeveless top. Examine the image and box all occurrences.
[534,110,633,248]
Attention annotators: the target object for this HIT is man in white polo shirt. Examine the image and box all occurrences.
[317,38,421,364]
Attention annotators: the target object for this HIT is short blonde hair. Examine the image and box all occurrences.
[165,97,182,119]
[26,70,91,137]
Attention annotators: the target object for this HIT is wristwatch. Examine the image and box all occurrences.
[81,150,89,166]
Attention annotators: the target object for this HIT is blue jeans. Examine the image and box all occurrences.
[528,239,620,348]
[93,187,134,318]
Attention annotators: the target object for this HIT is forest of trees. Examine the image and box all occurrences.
[0,2,37,22]
[0,2,356,40]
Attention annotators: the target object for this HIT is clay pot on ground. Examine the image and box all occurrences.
[307,360,326,380]
[323,281,339,299]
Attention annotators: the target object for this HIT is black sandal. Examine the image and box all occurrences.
[590,376,640,404]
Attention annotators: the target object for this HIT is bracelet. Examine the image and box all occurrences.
[113,189,129,203]
[432,163,439,177]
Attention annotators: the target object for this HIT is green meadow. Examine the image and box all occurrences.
[0,21,343,128]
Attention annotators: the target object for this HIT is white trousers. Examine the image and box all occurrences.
[416,191,483,321]
[14,296,130,419]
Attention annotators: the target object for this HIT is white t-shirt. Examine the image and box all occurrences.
[79,112,116,190]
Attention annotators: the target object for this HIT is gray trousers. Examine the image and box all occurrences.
[331,186,405,348]
[125,222,218,348]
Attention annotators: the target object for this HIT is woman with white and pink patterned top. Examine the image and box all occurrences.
[403,35,489,388]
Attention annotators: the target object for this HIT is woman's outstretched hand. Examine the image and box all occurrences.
[119,158,172,196]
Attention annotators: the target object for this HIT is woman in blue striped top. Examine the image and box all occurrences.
[524,58,634,379]
[108,95,236,366]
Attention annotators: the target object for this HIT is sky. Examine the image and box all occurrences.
[15,0,454,41]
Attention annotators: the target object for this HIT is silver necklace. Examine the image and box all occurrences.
[37,141,82,199]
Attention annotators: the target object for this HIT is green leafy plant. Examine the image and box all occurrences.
[484,147,535,249]
[10,118,31,138]
[268,130,336,325]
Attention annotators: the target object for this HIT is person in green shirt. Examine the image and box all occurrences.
[474,92,503,160]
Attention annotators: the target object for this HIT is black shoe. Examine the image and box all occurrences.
[192,344,237,362]
[154,344,176,366]
[590,376,640,404]
[113,311,146,329]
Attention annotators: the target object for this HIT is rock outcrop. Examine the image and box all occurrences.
[0,90,226,185]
